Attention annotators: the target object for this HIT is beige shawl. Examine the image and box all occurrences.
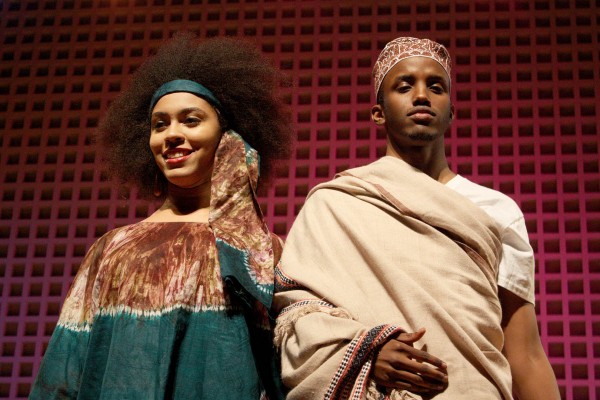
[274,156,513,399]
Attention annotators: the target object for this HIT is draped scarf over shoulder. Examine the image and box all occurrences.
[209,130,278,311]
[274,157,512,399]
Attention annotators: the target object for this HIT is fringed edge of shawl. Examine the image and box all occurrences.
[274,299,353,348]
[365,380,422,400]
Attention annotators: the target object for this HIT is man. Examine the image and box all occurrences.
[274,37,560,399]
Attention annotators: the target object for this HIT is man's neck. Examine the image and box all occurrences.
[386,143,455,183]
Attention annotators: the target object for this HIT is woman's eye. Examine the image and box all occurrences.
[153,121,166,130]
[184,117,200,125]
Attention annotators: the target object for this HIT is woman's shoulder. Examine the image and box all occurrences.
[95,221,140,241]
[87,221,155,253]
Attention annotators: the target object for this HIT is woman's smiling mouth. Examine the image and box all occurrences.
[163,150,193,164]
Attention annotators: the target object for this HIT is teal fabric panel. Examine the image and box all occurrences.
[31,309,265,400]
[29,326,90,399]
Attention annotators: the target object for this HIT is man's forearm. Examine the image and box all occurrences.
[511,351,560,400]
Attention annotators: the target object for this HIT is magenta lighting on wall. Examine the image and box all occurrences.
[0,1,598,399]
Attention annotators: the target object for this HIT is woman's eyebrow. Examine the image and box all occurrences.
[178,107,208,116]
[151,107,208,118]
[150,111,168,119]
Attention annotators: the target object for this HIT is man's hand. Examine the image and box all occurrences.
[372,328,448,395]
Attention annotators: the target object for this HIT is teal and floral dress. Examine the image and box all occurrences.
[30,131,284,399]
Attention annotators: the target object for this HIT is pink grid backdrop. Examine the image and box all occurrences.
[0,1,599,399]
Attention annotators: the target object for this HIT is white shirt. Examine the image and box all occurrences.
[446,175,535,304]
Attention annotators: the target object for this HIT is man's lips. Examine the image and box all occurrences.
[411,112,434,121]
[408,107,435,116]
[408,107,435,122]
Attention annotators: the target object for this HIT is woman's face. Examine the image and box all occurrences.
[149,92,222,189]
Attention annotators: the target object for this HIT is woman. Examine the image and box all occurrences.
[30,34,293,399]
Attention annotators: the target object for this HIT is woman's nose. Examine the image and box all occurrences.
[164,123,185,144]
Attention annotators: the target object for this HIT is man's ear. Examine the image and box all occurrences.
[371,104,385,125]
[449,103,455,121]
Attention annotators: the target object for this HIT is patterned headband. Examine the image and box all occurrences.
[149,79,222,116]
[372,37,452,96]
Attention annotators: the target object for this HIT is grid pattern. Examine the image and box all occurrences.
[0,1,598,399]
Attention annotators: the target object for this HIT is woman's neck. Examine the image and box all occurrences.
[145,181,211,222]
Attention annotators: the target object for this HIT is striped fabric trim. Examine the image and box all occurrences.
[278,299,336,318]
[274,267,304,292]
[324,324,404,400]
[349,358,372,399]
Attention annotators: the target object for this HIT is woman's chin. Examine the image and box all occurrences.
[166,178,211,192]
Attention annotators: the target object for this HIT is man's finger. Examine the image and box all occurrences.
[385,367,448,391]
[391,341,448,370]
[389,357,448,383]
[394,327,426,344]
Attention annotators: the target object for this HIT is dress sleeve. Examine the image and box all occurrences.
[273,191,404,400]
[29,234,109,399]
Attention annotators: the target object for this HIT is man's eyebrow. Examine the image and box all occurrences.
[394,74,415,83]
[393,74,449,86]
[427,74,448,83]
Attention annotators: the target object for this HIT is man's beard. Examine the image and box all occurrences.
[408,132,438,142]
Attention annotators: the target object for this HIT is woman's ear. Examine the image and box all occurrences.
[371,104,385,126]
[215,108,229,131]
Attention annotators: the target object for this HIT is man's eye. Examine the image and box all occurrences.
[430,85,444,94]
[397,85,411,93]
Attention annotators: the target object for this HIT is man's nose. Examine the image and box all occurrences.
[413,84,430,105]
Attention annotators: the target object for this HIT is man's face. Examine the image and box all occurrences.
[372,57,453,151]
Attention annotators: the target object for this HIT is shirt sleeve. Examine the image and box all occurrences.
[497,215,536,304]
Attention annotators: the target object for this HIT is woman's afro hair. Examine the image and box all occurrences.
[97,33,293,198]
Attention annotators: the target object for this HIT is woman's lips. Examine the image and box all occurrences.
[164,151,193,165]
